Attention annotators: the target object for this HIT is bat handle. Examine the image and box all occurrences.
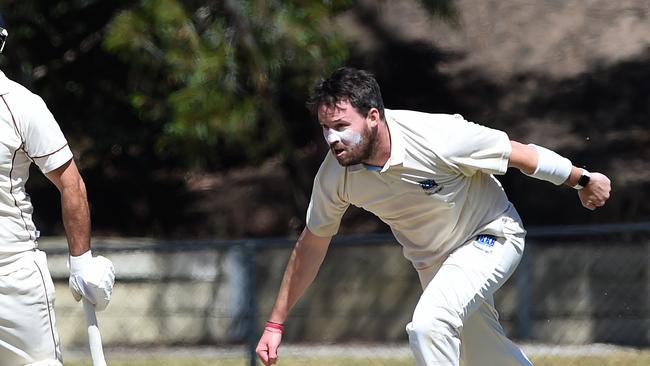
[83,298,107,366]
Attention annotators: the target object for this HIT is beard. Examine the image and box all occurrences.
[332,124,377,166]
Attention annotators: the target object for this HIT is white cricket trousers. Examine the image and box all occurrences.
[0,250,63,366]
[406,218,533,366]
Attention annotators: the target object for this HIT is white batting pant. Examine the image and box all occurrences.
[407,220,533,366]
[0,250,63,366]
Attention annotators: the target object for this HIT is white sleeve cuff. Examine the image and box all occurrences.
[35,144,73,173]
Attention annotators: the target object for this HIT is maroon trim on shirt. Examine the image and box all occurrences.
[30,143,69,159]
[2,94,68,162]
[34,259,60,361]
[3,94,34,241]
[2,95,23,141]
[9,147,34,241]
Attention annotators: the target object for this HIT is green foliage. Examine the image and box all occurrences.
[5,0,453,170]
[105,0,350,167]
[1,1,141,167]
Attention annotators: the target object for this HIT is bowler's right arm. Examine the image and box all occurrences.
[256,228,332,366]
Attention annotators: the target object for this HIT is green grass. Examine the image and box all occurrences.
[66,357,409,366]
[531,353,650,366]
[64,352,650,366]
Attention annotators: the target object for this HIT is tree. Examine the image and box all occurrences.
[1,0,458,237]
[104,0,351,168]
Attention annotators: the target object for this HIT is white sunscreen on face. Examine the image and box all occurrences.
[323,128,363,147]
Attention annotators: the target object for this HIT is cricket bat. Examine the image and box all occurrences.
[83,298,107,366]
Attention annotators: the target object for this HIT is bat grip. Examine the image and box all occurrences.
[83,298,107,366]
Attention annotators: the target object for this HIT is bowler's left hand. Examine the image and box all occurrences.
[578,172,611,210]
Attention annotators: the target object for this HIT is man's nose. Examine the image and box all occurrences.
[324,130,340,144]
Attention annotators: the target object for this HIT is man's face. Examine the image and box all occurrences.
[318,100,376,166]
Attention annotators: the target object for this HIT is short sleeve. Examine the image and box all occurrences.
[21,95,73,173]
[305,154,350,237]
[440,114,511,176]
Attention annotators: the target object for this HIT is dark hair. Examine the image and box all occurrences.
[306,67,385,120]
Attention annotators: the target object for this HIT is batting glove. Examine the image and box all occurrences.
[68,250,115,311]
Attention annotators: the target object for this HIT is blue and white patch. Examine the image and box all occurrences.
[473,235,497,253]
[418,179,443,195]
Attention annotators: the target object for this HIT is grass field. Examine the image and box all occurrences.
[64,351,650,366]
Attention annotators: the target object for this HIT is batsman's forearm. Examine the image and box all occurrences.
[269,233,330,323]
[61,181,91,257]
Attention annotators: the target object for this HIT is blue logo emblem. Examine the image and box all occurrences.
[474,235,496,253]
[418,179,442,195]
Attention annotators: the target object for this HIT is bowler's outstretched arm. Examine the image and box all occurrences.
[256,228,332,365]
[508,141,611,210]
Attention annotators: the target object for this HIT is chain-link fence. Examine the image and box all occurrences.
[40,222,650,365]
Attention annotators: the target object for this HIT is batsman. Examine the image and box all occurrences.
[0,15,115,365]
[256,67,611,365]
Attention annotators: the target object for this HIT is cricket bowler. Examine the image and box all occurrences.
[0,15,115,365]
[256,67,611,365]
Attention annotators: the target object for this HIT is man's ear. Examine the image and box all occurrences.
[367,108,381,127]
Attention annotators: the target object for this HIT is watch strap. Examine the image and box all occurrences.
[572,169,591,190]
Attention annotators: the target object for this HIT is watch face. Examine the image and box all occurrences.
[578,174,590,187]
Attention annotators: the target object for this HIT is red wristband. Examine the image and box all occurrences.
[264,327,282,334]
[265,321,284,333]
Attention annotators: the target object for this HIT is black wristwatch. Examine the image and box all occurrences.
[572,169,591,190]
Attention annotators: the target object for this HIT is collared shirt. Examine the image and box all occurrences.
[306,109,526,270]
[0,71,73,254]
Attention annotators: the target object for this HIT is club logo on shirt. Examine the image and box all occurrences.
[418,179,443,195]
[474,235,497,253]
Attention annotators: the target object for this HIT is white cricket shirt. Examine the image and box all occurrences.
[0,71,73,255]
[306,109,526,270]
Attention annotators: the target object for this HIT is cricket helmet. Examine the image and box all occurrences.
[0,14,7,53]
